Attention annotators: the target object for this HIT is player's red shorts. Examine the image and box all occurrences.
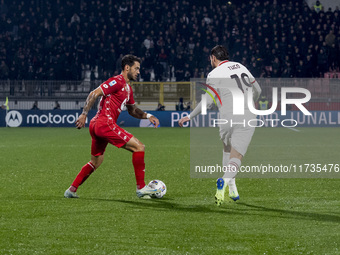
[89,118,133,156]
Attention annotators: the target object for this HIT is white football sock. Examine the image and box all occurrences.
[223,158,241,180]
[222,151,231,184]
[228,178,236,186]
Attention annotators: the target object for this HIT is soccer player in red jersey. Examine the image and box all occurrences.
[64,55,161,199]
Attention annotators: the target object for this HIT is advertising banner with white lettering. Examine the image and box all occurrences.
[0,110,176,127]
[0,110,339,127]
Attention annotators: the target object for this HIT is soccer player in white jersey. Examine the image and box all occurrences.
[179,45,261,206]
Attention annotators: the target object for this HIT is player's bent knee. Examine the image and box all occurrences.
[91,155,104,169]
[230,148,243,160]
[131,137,145,152]
[123,137,145,152]
[224,144,231,153]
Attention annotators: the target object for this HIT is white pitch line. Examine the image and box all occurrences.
[287,127,300,132]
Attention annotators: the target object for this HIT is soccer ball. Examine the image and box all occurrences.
[148,180,167,198]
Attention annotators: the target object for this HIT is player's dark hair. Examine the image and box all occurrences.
[210,45,229,61]
[121,54,141,71]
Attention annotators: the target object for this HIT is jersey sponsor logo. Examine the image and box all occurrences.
[6,110,23,127]
[103,84,108,88]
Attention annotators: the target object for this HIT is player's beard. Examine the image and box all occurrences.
[127,71,137,81]
[210,59,217,69]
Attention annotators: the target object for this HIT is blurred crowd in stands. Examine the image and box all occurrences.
[0,0,339,82]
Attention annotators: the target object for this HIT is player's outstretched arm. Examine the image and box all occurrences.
[75,87,103,129]
[178,100,204,127]
[179,88,216,127]
[126,104,159,128]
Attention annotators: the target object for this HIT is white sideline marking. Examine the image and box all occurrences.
[287,127,300,132]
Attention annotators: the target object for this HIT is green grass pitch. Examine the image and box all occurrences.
[0,127,339,254]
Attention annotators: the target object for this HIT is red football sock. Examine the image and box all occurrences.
[132,151,146,189]
[71,162,96,191]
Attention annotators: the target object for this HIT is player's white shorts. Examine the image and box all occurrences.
[219,112,256,156]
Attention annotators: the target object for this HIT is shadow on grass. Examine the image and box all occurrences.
[82,197,340,224]
[236,202,340,224]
